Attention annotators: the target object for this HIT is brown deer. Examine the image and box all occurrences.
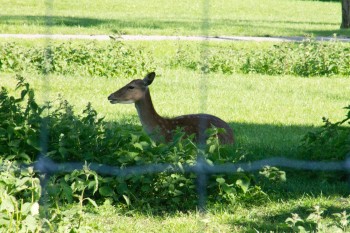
[108,72,234,144]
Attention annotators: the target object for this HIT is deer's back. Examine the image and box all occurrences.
[168,114,234,144]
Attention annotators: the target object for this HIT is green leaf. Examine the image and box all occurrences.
[123,195,131,206]
[7,59,14,67]
[85,197,98,208]
[21,202,32,215]
[20,89,28,100]
[23,215,38,232]
[59,147,68,157]
[99,186,114,197]
[236,178,250,193]
[216,177,225,184]
[133,142,143,151]
[0,197,14,213]
[30,202,39,216]
[209,144,217,154]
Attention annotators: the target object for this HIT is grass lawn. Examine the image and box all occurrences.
[1,0,349,37]
[79,194,350,232]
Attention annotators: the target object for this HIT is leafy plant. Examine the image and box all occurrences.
[0,41,155,78]
[169,39,350,77]
[0,75,43,163]
[285,205,350,233]
[285,213,305,232]
[299,105,350,161]
[0,159,41,232]
[333,211,350,232]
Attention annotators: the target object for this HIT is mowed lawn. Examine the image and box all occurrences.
[0,0,348,37]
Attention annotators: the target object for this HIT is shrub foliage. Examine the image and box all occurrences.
[0,41,155,78]
[170,39,350,77]
[1,39,350,78]
[300,105,350,161]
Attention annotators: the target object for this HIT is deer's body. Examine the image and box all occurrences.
[108,72,234,144]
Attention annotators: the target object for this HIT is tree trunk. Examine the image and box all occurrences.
[341,0,350,28]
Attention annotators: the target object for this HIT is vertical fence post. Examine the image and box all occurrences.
[196,155,208,213]
[197,0,211,213]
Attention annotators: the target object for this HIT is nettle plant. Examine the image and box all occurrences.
[285,206,350,232]
[169,39,350,77]
[300,105,350,161]
[0,41,155,78]
[0,159,41,232]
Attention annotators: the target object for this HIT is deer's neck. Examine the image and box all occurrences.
[135,88,164,135]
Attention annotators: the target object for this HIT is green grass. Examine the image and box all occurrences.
[1,0,349,37]
[77,194,350,232]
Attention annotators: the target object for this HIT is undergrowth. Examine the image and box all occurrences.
[0,41,155,78]
[299,105,350,161]
[1,39,350,78]
[170,39,350,77]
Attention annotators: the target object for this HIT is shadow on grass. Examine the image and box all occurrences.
[0,15,347,37]
[230,204,350,232]
[223,120,350,231]
[228,121,318,160]
[306,29,350,37]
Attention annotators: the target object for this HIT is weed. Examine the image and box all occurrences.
[0,160,41,232]
[299,105,350,161]
[0,41,155,78]
[285,205,350,232]
[169,39,350,77]
[2,40,350,79]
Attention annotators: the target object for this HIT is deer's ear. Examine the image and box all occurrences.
[143,72,155,86]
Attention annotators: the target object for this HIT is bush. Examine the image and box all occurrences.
[0,41,155,78]
[242,39,350,77]
[299,105,350,161]
[169,39,350,77]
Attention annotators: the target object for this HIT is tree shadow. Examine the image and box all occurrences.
[0,15,347,37]
[304,0,339,2]
[228,121,318,160]
[306,29,350,37]
[229,205,350,232]
[218,121,350,231]
[0,15,106,28]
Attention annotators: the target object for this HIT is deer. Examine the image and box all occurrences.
[107,72,234,144]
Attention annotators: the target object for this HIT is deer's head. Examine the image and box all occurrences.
[108,72,155,104]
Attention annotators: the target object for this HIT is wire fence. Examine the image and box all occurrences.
[1,0,349,231]
[4,153,345,212]
[1,151,350,215]
[28,0,350,212]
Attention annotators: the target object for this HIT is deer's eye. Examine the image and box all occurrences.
[128,86,135,90]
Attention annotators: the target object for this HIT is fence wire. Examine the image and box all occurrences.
[30,154,350,176]
[3,154,349,213]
